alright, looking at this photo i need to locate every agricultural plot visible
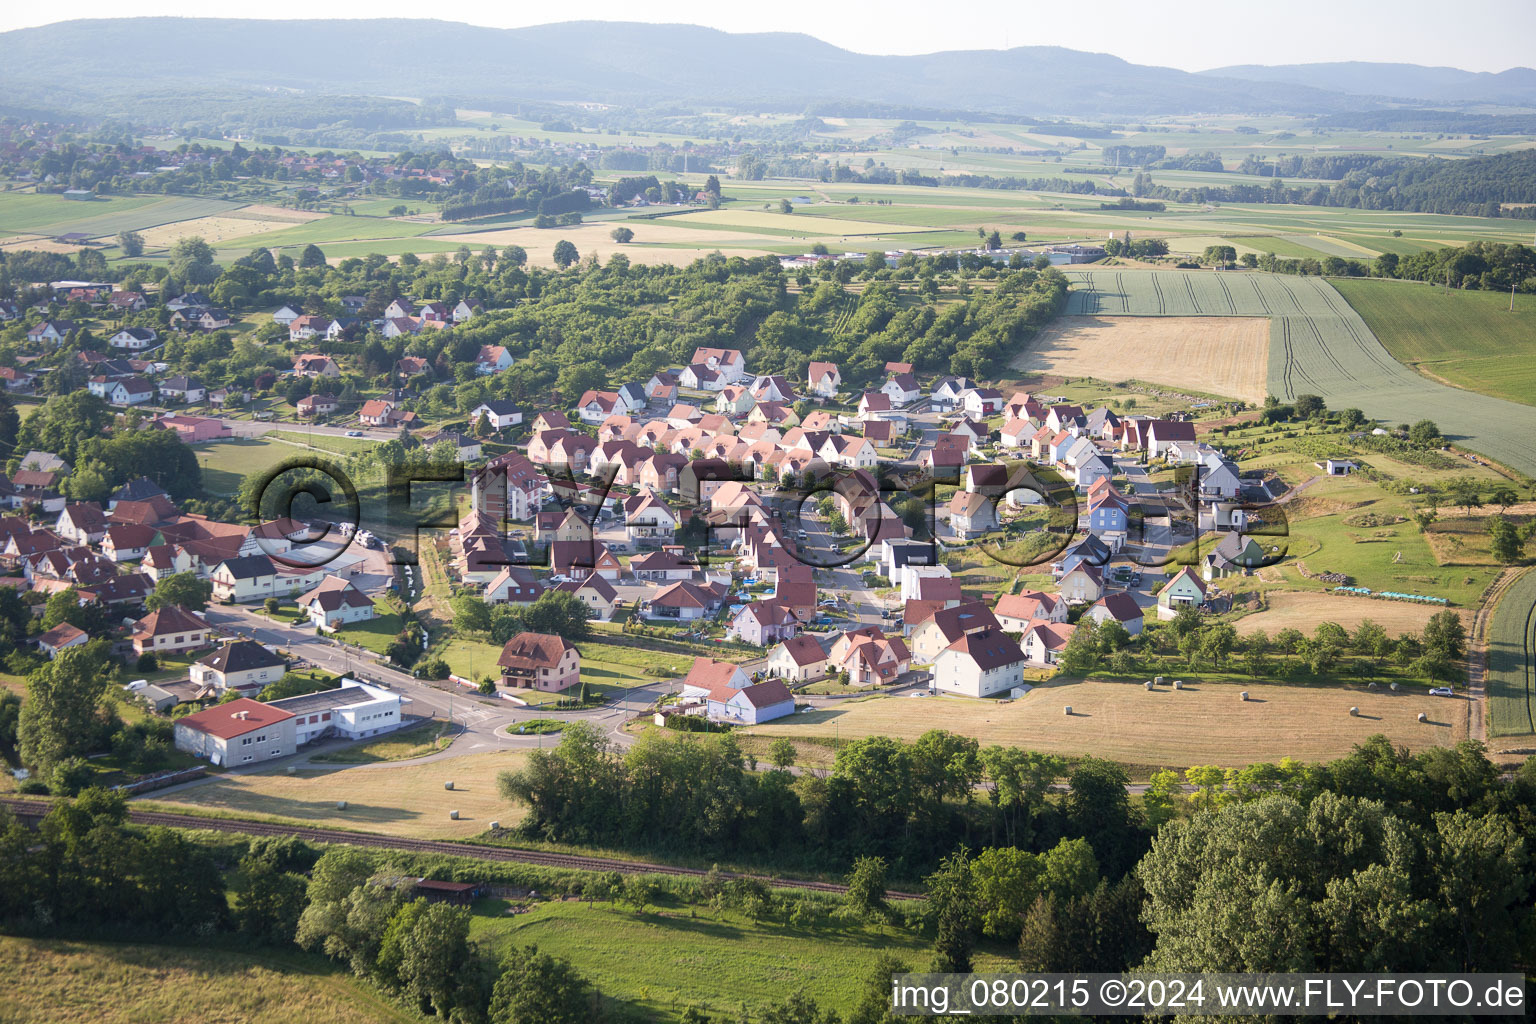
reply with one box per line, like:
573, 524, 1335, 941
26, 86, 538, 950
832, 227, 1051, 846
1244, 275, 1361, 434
1010, 315, 1269, 402
1331, 278, 1536, 408
747, 679, 1460, 768
0, 193, 244, 240
148, 748, 530, 838
1061, 269, 1536, 479
1236, 590, 1468, 637
1486, 569, 1536, 739
0, 937, 412, 1024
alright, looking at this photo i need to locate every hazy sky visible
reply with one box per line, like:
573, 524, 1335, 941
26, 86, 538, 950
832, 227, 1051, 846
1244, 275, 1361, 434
3, 0, 1532, 73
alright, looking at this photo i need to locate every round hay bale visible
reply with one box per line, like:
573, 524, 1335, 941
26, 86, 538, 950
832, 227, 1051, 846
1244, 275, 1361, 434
1349, 707, 1359, 717
1173, 680, 1184, 690
286, 766, 296, 775
1240, 691, 1249, 702
1390, 683, 1399, 692
1417, 712, 1428, 723
1367, 682, 1378, 690
336, 800, 347, 810
444, 780, 455, 790
1154, 676, 1164, 685
1145, 681, 1154, 691
449, 809, 460, 820
489, 821, 500, 830
1064, 705, 1073, 716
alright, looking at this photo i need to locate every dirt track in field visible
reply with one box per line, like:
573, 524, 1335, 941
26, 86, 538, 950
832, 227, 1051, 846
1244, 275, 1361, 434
1010, 315, 1270, 403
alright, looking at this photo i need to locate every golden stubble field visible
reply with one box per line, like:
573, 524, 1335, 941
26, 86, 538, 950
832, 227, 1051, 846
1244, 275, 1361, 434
1236, 590, 1471, 637
1011, 315, 1270, 402
748, 679, 1463, 769
148, 748, 529, 838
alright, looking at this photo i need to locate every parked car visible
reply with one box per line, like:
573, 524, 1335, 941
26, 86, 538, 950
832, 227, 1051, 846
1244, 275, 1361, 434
346, 430, 364, 437
1429, 686, 1455, 697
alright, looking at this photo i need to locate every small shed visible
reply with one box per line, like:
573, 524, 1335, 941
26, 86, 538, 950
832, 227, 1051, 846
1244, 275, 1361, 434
412, 879, 483, 906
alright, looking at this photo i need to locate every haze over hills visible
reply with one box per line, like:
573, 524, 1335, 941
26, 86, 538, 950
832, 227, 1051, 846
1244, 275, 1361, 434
1205, 61, 1536, 106
2, 18, 1534, 121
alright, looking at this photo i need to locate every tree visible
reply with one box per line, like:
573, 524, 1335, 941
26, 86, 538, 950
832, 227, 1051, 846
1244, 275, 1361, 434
147, 571, 212, 613
236, 855, 308, 945
473, 411, 494, 438
925, 847, 977, 973
1449, 477, 1483, 516
1423, 609, 1467, 661
382, 899, 472, 1016
18, 642, 114, 780
1409, 419, 1442, 446
768, 736, 796, 769
1488, 515, 1527, 564
552, 240, 579, 268
263, 597, 280, 616
1059, 617, 1099, 675
779, 199, 794, 215
610, 226, 634, 244
116, 231, 145, 258
489, 947, 592, 1024
451, 592, 493, 635
1293, 394, 1326, 419
298, 244, 327, 269
844, 856, 889, 921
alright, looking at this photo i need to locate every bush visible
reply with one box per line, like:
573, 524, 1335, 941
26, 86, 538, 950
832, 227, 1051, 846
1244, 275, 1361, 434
135, 652, 158, 672
417, 657, 451, 680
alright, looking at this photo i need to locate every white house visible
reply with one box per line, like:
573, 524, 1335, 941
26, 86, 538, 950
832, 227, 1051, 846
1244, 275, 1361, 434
806, 361, 841, 399
881, 373, 922, 407
932, 628, 1027, 697
109, 327, 159, 352
469, 399, 524, 431
298, 575, 376, 629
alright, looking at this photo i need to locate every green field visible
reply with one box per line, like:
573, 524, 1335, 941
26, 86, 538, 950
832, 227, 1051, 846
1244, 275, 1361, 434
1332, 278, 1536, 408
195, 436, 309, 496
1060, 269, 1536, 479
0, 192, 243, 238
332, 603, 405, 654
468, 896, 1006, 1020
1488, 569, 1536, 738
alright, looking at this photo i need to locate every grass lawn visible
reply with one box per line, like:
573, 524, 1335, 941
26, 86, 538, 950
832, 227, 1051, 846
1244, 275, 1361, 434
1333, 277, 1536, 407
0, 936, 416, 1024
194, 437, 307, 497
309, 717, 456, 763
268, 429, 379, 456
468, 897, 1013, 1021
146, 748, 530, 838
332, 604, 404, 655
746, 679, 1464, 771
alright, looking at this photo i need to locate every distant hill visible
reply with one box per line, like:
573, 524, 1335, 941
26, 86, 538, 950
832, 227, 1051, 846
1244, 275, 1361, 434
0, 17, 1366, 119
1204, 61, 1536, 107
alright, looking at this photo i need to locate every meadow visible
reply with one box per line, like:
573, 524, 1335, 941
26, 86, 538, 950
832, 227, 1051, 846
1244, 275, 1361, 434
146, 748, 530, 838
1059, 268, 1536, 479
747, 679, 1462, 771
194, 436, 306, 496
1331, 278, 1536, 407
468, 896, 1011, 1021
0, 937, 414, 1024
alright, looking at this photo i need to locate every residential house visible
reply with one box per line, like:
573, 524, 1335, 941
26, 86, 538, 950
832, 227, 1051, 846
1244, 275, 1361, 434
1203, 532, 1272, 581
994, 591, 1069, 633
288, 315, 331, 342
702, 678, 796, 724
881, 373, 922, 407
750, 375, 797, 405
831, 629, 911, 687
498, 632, 581, 692
108, 326, 158, 352
296, 393, 340, 418
469, 399, 524, 431
107, 377, 154, 406
55, 503, 106, 546
623, 491, 678, 547
929, 376, 978, 410
933, 628, 1027, 697
157, 375, 206, 403
630, 548, 695, 582
1157, 567, 1207, 619
272, 305, 305, 326
961, 387, 1005, 418
1058, 563, 1104, 604
1145, 419, 1197, 459
550, 540, 623, 582
554, 574, 619, 621
484, 566, 546, 606
679, 363, 724, 391
645, 371, 679, 405
689, 347, 746, 381
102, 523, 157, 562
647, 580, 724, 622
1018, 620, 1076, 667
384, 298, 417, 319
0, 367, 36, 391
154, 414, 231, 444
909, 601, 1000, 663
211, 554, 285, 603
129, 604, 210, 656
108, 290, 147, 312
38, 622, 89, 658
727, 599, 799, 646
27, 320, 75, 345
297, 575, 376, 629
577, 390, 623, 424
949, 492, 998, 537
1085, 591, 1145, 636
293, 354, 340, 378
474, 345, 514, 376
767, 634, 830, 683
715, 385, 755, 418
190, 640, 287, 694
806, 361, 841, 399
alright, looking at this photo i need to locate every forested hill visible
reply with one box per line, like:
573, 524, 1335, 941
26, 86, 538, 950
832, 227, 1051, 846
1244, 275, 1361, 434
0, 17, 1376, 119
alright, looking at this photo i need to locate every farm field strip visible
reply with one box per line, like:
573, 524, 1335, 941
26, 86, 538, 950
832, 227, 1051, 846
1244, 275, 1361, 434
1061, 269, 1536, 478
1487, 569, 1536, 738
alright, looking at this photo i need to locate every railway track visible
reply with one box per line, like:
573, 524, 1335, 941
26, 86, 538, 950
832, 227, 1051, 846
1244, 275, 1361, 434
0, 797, 922, 901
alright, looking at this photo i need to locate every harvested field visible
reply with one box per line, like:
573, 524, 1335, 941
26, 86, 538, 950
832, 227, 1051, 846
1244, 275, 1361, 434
1011, 315, 1269, 402
747, 679, 1461, 768
148, 748, 530, 838
135, 215, 313, 248
0, 937, 412, 1024
231, 204, 330, 222
1236, 590, 1469, 637
1487, 568, 1536, 739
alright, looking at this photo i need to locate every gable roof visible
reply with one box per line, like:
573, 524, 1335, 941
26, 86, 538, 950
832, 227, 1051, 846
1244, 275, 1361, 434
946, 627, 1025, 669
199, 640, 286, 674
